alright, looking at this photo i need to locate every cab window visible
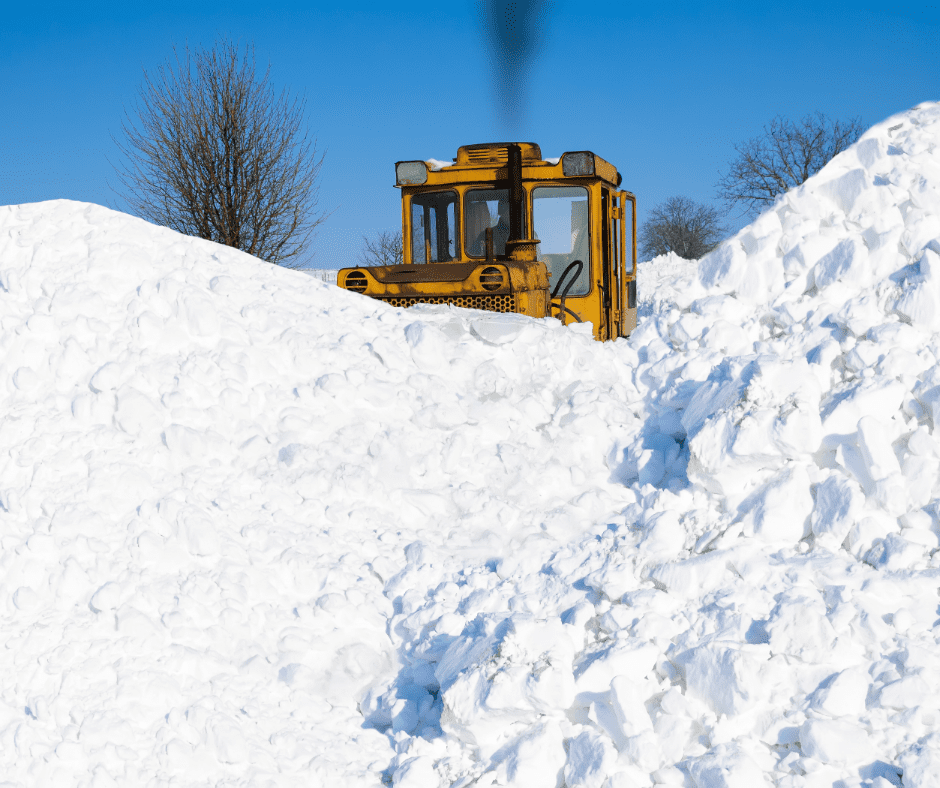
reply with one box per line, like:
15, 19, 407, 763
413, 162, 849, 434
464, 189, 511, 257
532, 186, 590, 295
411, 191, 458, 263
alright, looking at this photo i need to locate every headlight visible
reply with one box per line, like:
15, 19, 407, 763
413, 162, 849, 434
562, 152, 595, 177
395, 161, 428, 185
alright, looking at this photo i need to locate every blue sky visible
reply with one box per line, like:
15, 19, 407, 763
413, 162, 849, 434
1, 1, 938, 268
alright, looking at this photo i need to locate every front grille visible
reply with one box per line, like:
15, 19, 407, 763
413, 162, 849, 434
479, 266, 504, 291
344, 270, 367, 293
378, 294, 516, 313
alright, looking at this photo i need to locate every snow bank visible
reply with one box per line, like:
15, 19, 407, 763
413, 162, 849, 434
1, 100, 939, 788
302, 268, 338, 284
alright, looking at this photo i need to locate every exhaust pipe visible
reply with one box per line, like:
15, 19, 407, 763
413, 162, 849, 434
504, 143, 539, 262
508, 143, 524, 244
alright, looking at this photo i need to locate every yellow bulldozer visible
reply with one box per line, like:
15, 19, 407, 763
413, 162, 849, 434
338, 142, 637, 341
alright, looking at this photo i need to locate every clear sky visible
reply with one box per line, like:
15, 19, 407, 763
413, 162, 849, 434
2, 1, 938, 268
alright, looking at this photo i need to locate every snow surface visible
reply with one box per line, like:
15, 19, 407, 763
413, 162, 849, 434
302, 269, 338, 285
2, 101, 940, 788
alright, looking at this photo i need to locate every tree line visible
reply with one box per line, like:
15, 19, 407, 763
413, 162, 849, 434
113, 39, 866, 268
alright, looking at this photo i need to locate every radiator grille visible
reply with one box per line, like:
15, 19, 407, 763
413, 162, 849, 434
379, 294, 515, 313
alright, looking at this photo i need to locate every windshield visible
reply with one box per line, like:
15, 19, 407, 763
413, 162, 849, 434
464, 188, 512, 257
411, 191, 458, 263
533, 185, 590, 296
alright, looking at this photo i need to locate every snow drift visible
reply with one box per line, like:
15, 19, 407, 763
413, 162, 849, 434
1, 101, 939, 788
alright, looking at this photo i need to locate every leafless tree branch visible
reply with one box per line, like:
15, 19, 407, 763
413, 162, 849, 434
358, 230, 403, 267
112, 40, 329, 268
640, 196, 727, 261
716, 113, 865, 218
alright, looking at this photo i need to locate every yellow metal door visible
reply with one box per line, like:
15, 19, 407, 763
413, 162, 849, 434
608, 190, 636, 338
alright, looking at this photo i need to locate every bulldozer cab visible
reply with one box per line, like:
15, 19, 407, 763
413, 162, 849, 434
338, 143, 637, 341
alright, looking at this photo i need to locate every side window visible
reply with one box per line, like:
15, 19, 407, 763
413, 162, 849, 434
532, 186, 590, 296
623, 196, 635, 274
411, 191, 458, 263
609, 193, 619, 273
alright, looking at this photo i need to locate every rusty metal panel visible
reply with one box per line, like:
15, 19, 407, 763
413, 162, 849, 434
456, 143, 542, 165
368, 263, 478, 284
594, 156, 619, 186
338, 261, 551, 319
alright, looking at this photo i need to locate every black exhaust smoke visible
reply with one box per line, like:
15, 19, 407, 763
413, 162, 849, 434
480, 0, 548, 134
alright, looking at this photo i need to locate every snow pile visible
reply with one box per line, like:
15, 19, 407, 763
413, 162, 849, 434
302, 268, 339, 284
1, 100, 939, 788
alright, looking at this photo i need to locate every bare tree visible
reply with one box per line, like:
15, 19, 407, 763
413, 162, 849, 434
640, 196, 727, 261
358, 230, 403, 266
113, 40, 327, 268
717, 113, 865, 217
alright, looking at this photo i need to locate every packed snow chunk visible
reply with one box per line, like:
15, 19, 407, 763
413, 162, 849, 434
637, 509, 686, 554
700, 225, 784, 303
178, 287, 221, 337
89, 361, 124, 393
574, 637, 659, 697
765, 591, 835, 662
393, 756, 440, 788
878, 675, 933, 710
697, 240, 778, 300
809, 667, 870, 718
637, 434, 681, 488
895, 248, 940, 332
608, 675, 654, 737
211, 719, 249, 765
648, 550, 731, 599
178, 506, 222, 557
489, 720, 565, 787
857, 416, 903, 482
89, 581, 122, 613
12, 366, 42, 394
688, 743, 770, 788
404, 319, 452, 372
562, 730, 617, 788
12, 586, 41, 612
674, 642, 767, 716
865, 532, 927, 571
898, 733, 940, 788
817, 167, 871, 217
739, 464, 814, 543
799, 718, 872, 766
684, 356, 822, 498
821, 378, 907, 445
696, 241, 741, 292
811, 237, 870, 290
436, 615, 576, 749
469, 313, 532, 345
361, 682, 436, 736
811, 473, 865, 547
115, 385, 164, 436
163, 423, 215, 460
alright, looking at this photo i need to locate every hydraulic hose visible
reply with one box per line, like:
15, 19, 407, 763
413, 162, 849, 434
551, 260, 584, 324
